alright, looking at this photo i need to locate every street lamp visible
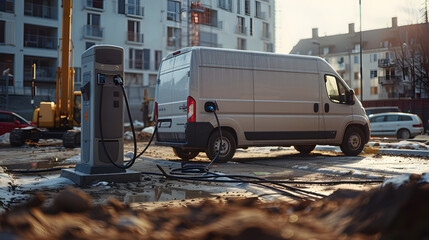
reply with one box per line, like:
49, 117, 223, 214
359, 0, 363, 103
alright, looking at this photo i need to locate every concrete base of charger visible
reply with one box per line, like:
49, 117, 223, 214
61, 168, 141, 186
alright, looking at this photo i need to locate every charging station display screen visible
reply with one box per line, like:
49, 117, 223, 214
95, 49, 123, 65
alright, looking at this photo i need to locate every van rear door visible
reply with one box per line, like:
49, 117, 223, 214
156, 51, 192, 143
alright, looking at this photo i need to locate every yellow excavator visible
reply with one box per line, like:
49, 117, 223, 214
10, 0, 81, 148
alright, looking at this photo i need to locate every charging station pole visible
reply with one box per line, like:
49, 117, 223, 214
61, 45, 141, 186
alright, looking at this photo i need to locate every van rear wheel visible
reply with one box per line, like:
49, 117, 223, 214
340, 127, 365, 156
294, 145, 316, 154
206, 130, 236, 163
172, 148, 200, 160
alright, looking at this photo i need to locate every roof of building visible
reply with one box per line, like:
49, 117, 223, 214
290, 18, 429, 56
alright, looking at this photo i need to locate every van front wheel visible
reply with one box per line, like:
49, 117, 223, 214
206, 130, 236, 163
340, 127, 365, 156
172, 148, 200, 160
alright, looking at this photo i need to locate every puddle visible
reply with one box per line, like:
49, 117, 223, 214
1, 160, 74, 171
124, 187, 213, 203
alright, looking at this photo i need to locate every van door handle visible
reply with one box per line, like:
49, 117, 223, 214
313, 103, 319, 113
325, 103, 330, 113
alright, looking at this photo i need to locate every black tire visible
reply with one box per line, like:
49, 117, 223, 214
205, 130, 236, 163
172, 147, 200, 160
397, 129, 410, 139
63, 130, 81, 148
294, 145, 316, 154
340, 127, 365, 156
9, 129, 25, 147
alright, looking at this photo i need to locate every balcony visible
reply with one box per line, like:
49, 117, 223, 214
378, 75, 401, 85
83, 25, 104, 40
24, 2, 58, 19
202, 21, 223, 29
83, 0, 104, 11
127, 32, 144, 45
378, 58, 397, 68
235, 25, 247, 35
255, 11, 266, 19
24, 34, 57, 49
126, 4, 144, 18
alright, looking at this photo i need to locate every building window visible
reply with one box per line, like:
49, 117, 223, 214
85, 42, 95, 49
237, 38, 246, 50
155, 50, 162, 70
255, 1, 264, 18
128, 20, 143, 43
250, 18, 253, 35
129, 48, 148, 69
244, 0, 250, 15
0, 0, 14, 13
370, 70, 377, 78
191, 5, 220, 28
237, 0, 241, 14
354, 55, 359, 64
262, 22, 270, 39
167, 27, 181, 49
323, 47, 329, 55
218, 0, 232, 11
86, 13, 102, 38
354, 44, 360, 52
0, 21, 4, 44
236, 16, 246, 34
85, 0, 103, 9
200, 31, 218, 47
167, 0, 181, 22
118, 0, 143, 16
264, 43, 273, 52
371, 86, 378, 95
370, 53, 377, 63
354, 72, 359, 80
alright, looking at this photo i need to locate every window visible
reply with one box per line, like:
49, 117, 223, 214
237, 16, 245, 34
0, 21, 4, 44
354, 55, 359, 64
237, 0, 241, 14
86, 0, 103, 9
386, 115, 399, 122
354, 72, 359, 80
118, 0, 125, 13
249, 18, 253, 35
129, 48, 143, 69
244, 0, 250, 15
262, 22, 269, 39
323, 47, 329, 55
371, 86, 378, 95
85, 42, 95, 49
400, 115, 412, 121
191, 4, 220, 28
370, 115, 385, 123
87, 13, 101, 26
337, 57, 344, 64
128, 20, 142, 42
370, 53, 377, 63
200, 31, 218, 47
218, 0, 232, 11
370, 70, 377, 78
167, 0, 181, 22
354, 44, 360, 52
86, 13, 102, 38
255, 1, 264, 18
0, 0, 14, 13
143, 49, 150, 70
237, 38, 246, 50
167, 27, 181, 48
155, 50, 162, 70
324, 75, 347, 104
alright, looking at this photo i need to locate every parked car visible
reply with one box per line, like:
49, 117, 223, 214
365, 106, 400, 115
0, 111, 32, 136
368, 112, 424, 139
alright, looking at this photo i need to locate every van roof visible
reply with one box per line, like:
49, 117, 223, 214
163, 46, 322, 62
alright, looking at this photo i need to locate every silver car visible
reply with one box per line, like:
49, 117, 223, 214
369, 112, 424, 139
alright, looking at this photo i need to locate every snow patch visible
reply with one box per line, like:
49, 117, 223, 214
63, 154, 81, 163
419, 173, 429, 183
381, 174, 411, 188
0, 133, 10, 144
124, 120, 145, 128
142, 126, 155, 134
292, 165, 309, 170
124, 151, 134, 159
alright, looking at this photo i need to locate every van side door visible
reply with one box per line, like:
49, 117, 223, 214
320, 74, 353, 143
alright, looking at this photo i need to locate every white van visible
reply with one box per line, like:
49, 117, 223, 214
154, 47, 370, 162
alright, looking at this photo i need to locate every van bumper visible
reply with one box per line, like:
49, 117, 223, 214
155, 122, 214, 150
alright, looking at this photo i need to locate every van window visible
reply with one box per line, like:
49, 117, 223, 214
386, 115, 399, 122
370, 115, 385, 123
400, 115, 412, 121
325, 75, 347, 104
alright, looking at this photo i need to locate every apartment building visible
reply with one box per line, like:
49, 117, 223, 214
0, 0, 275, 120
290, 17, 428, 101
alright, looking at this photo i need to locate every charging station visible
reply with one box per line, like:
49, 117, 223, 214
61, 45, 141, 186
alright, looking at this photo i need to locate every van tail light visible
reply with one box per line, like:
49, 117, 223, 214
413, 123, 422, 128
154, 101, 158, 123
187, 96, 196, 122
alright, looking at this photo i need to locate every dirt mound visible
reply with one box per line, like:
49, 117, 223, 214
1, 175, 429, 240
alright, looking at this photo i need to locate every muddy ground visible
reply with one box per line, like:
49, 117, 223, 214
0, 138, 429, 239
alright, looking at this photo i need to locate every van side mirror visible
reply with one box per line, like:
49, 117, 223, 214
346, 90, 355, 105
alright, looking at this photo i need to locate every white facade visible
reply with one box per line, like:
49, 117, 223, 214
0, 0, 275, 106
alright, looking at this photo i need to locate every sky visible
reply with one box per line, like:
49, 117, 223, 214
275, 0, 426, 54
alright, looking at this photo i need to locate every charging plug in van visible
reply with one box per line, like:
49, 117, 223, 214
154, 47, 370, 162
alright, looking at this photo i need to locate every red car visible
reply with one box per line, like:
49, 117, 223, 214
0, 111, 32, 136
